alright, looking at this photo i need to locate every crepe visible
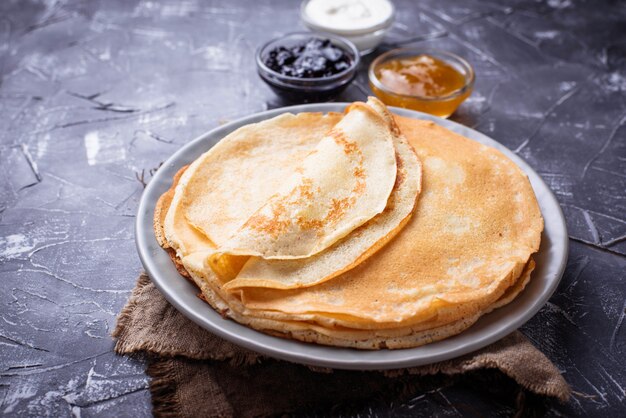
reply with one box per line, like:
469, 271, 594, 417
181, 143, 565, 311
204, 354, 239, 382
220, 102, 421, 291
213, 101, 398, 260
234, 117, 543, 327
164, 112, 342, 257
180, 251, 535, 349
167, 98, 422, 290
156, 100, 543, 350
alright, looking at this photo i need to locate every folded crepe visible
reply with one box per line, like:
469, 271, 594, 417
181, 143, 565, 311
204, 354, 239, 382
166, 98, 422, 290
163, 111, 343, 256
213, 101, 398, 260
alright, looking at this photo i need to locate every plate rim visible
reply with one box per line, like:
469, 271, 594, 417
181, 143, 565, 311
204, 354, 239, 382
135, 103, 569, 370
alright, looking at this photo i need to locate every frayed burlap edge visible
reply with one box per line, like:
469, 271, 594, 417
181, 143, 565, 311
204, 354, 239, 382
383, 332, 571, 402
146, 358, 182, 418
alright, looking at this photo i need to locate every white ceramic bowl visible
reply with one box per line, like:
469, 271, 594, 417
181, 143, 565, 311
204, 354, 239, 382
300, 0, 395, 54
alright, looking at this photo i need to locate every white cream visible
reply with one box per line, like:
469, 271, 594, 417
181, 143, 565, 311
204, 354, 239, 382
301, 0, 395, 53
304, 0, 393, 32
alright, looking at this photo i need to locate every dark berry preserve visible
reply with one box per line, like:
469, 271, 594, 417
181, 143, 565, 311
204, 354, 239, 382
264, 38, 353, 78
256, 33, 359, 102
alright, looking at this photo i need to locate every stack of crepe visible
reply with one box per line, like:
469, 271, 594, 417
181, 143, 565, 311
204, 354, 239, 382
154, 97, 543, 349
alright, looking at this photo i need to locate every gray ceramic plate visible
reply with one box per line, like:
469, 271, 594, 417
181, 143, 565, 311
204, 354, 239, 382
135, 104, 568, 370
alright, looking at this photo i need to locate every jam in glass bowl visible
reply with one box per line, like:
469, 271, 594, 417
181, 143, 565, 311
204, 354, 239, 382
256, 32, 360, 103
369, 48, 474, 118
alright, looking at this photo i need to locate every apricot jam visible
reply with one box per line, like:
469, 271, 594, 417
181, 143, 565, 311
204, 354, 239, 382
369, 52, 473, 118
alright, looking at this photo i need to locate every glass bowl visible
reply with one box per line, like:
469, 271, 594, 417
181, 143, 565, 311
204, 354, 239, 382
256, 32, 360, 103
369, 48, 475, 118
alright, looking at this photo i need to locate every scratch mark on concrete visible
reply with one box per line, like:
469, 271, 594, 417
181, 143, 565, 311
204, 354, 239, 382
19, 144, 42, 184
580, 374, 608, 405
64, 385, 148, 409
598, 363, 626, 400
564, 256, 590, 292
582, 211, 601, 244
67, 91, 139, 113
514, 86, 581, 153
52, 102, 175, 130
132, 129, 174, 144
0, 333, 49, 353
569, 237, 626, 258
609, 298, 626, 351
545, 302, 577, 326
604, 235, 626, 247
590, 166, 626, 180
5, 363, 44, 371
582, 112, 626, 180
0, 352, 110, 377
23, 2, 71, 35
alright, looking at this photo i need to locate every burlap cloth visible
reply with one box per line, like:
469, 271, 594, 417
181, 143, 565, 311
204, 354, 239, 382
113, 274, 570, 417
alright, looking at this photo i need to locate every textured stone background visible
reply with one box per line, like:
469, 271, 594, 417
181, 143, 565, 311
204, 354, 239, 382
0, 0, 624, 416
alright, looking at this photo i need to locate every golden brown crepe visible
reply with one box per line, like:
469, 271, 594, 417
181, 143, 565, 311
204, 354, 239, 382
217, 117, 542, 329
173, 247, 535, 349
